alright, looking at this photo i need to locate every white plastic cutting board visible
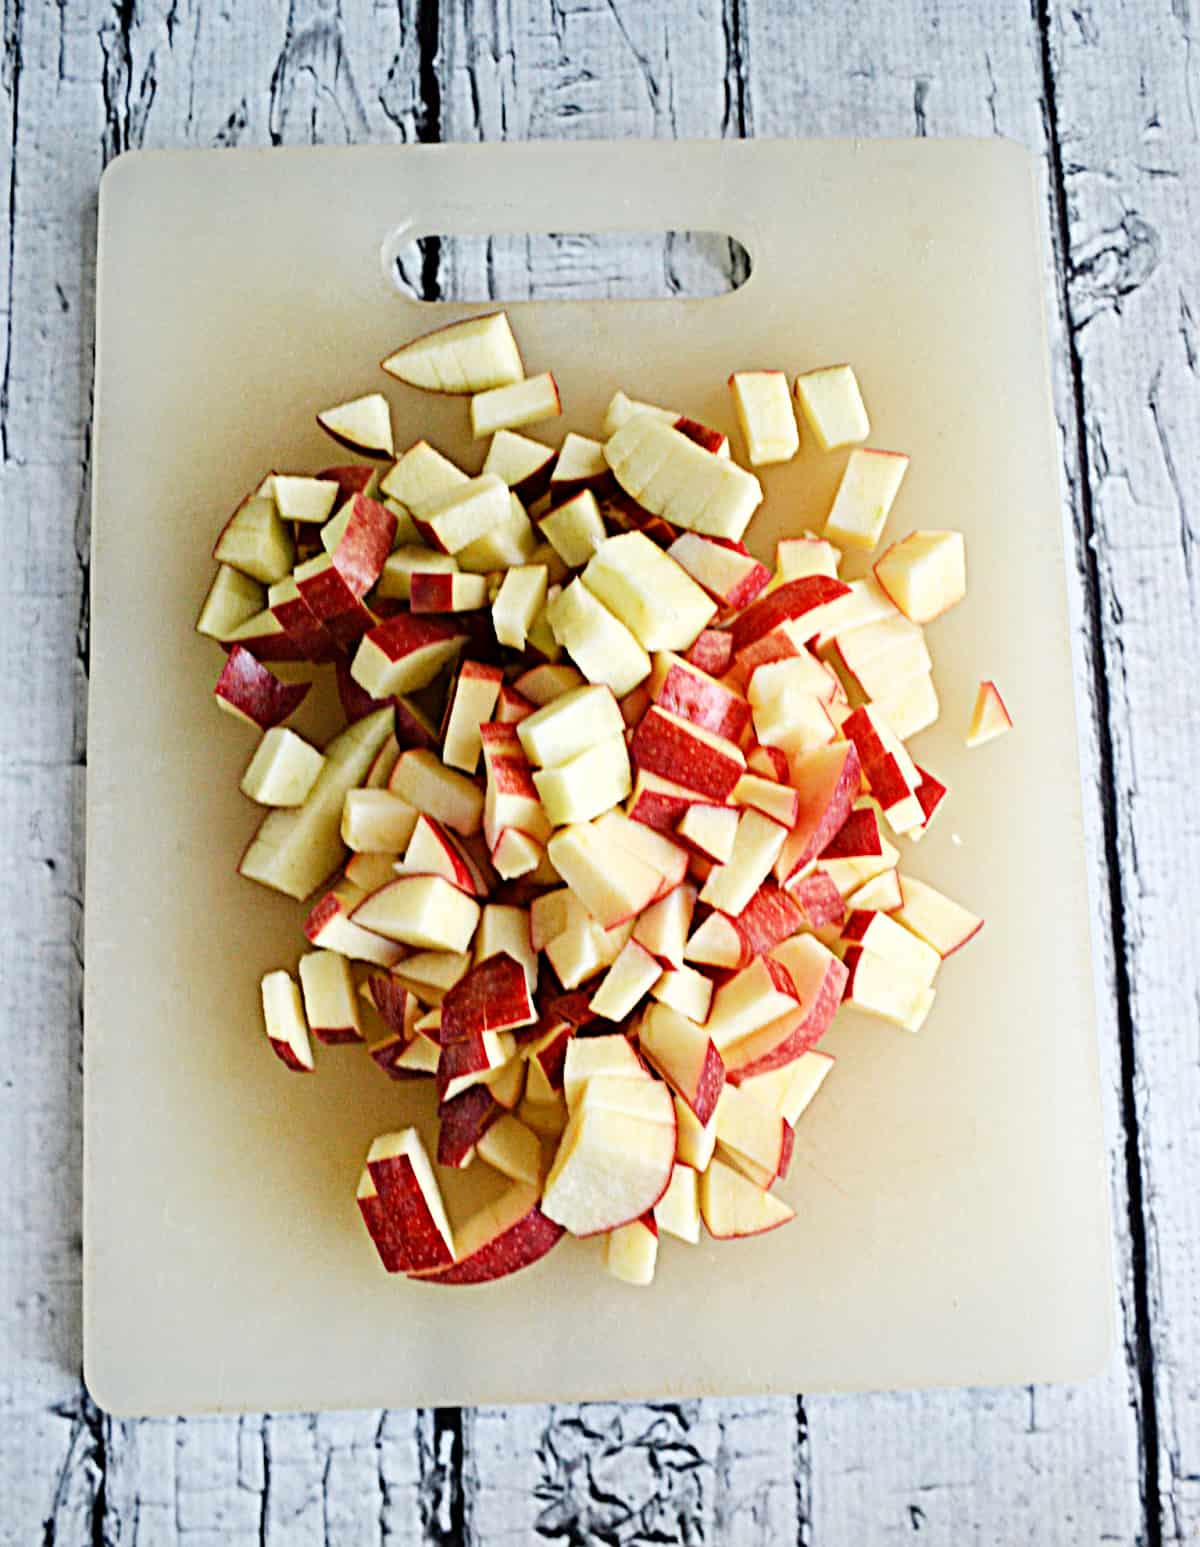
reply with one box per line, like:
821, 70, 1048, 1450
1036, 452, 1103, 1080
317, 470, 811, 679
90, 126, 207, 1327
85, 140, 1112, 1416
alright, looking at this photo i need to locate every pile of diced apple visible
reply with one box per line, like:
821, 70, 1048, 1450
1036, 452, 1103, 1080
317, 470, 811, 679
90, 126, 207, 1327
200, 311, 1006, 1289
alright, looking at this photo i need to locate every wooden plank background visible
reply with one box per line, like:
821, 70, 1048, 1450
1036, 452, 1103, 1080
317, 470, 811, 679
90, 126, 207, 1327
1, 0, 1195, 1541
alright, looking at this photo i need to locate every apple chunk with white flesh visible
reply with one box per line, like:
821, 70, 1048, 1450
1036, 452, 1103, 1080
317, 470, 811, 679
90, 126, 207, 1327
196, 564, 265, 639
604, 414, 763, 541
704, 954, 800, 1053
733, 1050, 835, 1127
793, 364, 870, 451
873, 529, 966, 622
667, 532, 771, 611
700, 1158, 795, 1239
410, 571, 488, 613
390, 749, 484, 836
840, 909, 941, 987
540, 490, 607, 568
351, 613, 466, 699
894, 875, 983, 957
382, 312, 524, 393
631, 708, 746, 801
676, 803, 739, 864
272, 475, 339, 524
364, 1130, 454, 1271
477, 1114, 543, 1186
533, 737, 631, 826
397, 814, 485, 895
602, 390, 679, 436
714, 1081, 794, 1188
317, 393, 394, 459
260, 970, 314, 1071
774, 533, 841, 582
214, 646, 309, 730
638, 1002, 725, 1124
352, 876, 481, 953
542, 1079, 676, 1237
341, 789, 419, 854
719, 934, 847, 1079
440, 952, 536, 1041
547, 822, 662, 930
376, 546, 458, 604
699, 808, 789, 917
419, 473, 511, 554
966, 680, 1013, 746
562, 1034, 644, 1109
413, 1184, 565, 1285
591, 808, 689, 895
729, 370, 799, 465
213, 493, 295, 585
517, 684, 624, 768
470, 373, 561, 437
298, 950, 363, 1044
240, 726, 324, 806
590, 939, 662, 1021
240, 707, 392, 900
823, 448, 909, 551
546, 579, 651, 699
492, 565, 548, 651
649, 653, 751, 743
483, 429, 555, 503
603, 1215, 659, 1286
655, 1164, 701, 1243
303, 884, 406, 967
582, 532, 717, 652
842, 947, 935, 1032
442, 661, 503, 773
632, 881, 696, 969
550, 432, 611, 497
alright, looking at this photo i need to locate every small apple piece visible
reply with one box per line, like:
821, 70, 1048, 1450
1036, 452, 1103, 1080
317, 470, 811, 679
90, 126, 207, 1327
213, 493, 295, 585
495, 684, 535, 725
603, 1214, 659, 1286
649, 653, 751, 743
626, 769, 704, 832
196, 564, 265, 639
398, 814, 485, 895
732, 773, 800, 828
240, 726, 325, 806
631, 707, 746, 801
540, 490, 607, 568
582, 532, 717, 653
774, 533, 842, 582
603, 390, 679, 437
491, 828, 543, 879
729, 370, 799, 465
823, 448, 909, 551
378, 547, 459, 605
340, 789, 419, 854
871, 672, 940, 741
437, 1083, 501, 1169
700, 1158, 795, 1239
713, 1082, 792, 1188
441, 952, 536, 1042
437, 1029, 518, 1103
483, 429, 556, 503
841, 705, 924, 835
562, 1034, 644, 1108
746, 744, 789, 782
441, 661, 504, 773
512, 662, 586, 705
677, 802, 739, 864
651, 964, 713, 1024
893, 875, 984, 957
638, 1002, 725, 1124
419, 473, 512, 555
214, 645, 309, 731
542, 1087, 676, 1236
271, 475, 340, 525
365, 1130, 454, 1270
732, 1049, 835, 1128
674, 1094, 717, 1171
456, 493, 538, 573
700, 808, 789, 916
380, 439, 468, 517
793, 364, 870, 451
260, 970, 314, 1072
351, 613, 466, 699
477, 1114, 543, 1185
317, 393, 394, 459
517, 684, 625, 769
535, 736, 633, 826
908, 765, 948, 842
395, 950, 471, 999
685, 628, 734, 676
390, 749, 484, 836
773, 742, 862, 883
546, 917, 632, 990
345, 851, 400, 892
297, 950, 363, 1045
873, 529, 966, 623
352, 875, 481, 952
632, 881, 696, 969
356, 1170, 412, 1270
362, 973, 416, 1038
304, 884, 407, 967
841, 910, 941, 987
382, 312, 524, 393
415, 1184, 565, 1286
842, 946, 935, 1032
548, 822, 661, 929
546, 578, 652, 699
846, 869, 904, 913
731, 575, 852, 658
492, 565, 549, 651
667, 532, 771, 612
655, 1163, 701, 1243
834, 613, 932, 701
267, 576, 339, 659
590, 939, 662, 1021
410, 571, 489, 613
221, 608, 306, 662
470, 372, 561, 437
704, 954, 801, 1053
604, 414, 764, 541
966, 680, 1013, 747
518, 1094, 569, 1140
474, 903, 538, 990
240, 707, 393, 900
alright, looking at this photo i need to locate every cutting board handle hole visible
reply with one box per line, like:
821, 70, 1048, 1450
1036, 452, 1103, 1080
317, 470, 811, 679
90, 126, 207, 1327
381, 228, 752, 303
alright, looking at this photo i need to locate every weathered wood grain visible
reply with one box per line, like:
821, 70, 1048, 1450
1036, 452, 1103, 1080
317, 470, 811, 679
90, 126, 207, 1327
0, 0, 1188, 1543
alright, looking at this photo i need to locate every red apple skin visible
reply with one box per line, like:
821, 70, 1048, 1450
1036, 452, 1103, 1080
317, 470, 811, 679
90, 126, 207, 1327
338, 495, 397, 594
437, 1083, 501, 1167
220, 623, 308, 663
358, 1188, 412, 1272
412, 1205, 565, 1286
730, 882, 806, 966
730, 576, 850, 653
410, 573, 459, 614
214, 645, 310, 730
631, 709, 743, 801
774, 743, 863, 882
270, 588, 339, 662
529, 1023, 573, 1088
729, 956, 849, 1079
776, 1121, 795, 1182
679, 1038, 725, 1127
394, 695, 441, 752
786, 870, 846, 930
819, 806, 882, 861
913, 764, 947, 826
365, 611, 465, 666
538, 989, 598, 1030
747, 744, 789, 782
317, 465, 376, 499
367, 975, 411, 1036
606, 489, 678, 548
627, 778, 697, 833
268, 1036, 313, 1072
685, 629, 734, 676
673, 416, 727, 456
310, 1021, 362, 1047
435, 1035, 494, 1102
440, 953, 533, 1043
365, 1154, 454, 1271
336, 659, 393, 723
654, 663, 751, 743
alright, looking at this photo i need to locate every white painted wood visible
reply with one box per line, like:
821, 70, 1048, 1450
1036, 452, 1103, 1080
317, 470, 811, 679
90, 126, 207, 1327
0, 0, 1185, 1542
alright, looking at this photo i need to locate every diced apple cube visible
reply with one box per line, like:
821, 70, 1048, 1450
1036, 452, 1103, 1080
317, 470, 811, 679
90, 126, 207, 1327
729, 370, 800, 465
842, 946, 935, 1032
603, 1215, 659, 1286
773, 533, 842, 582
550, 432, 611, 497
381, 312, 524, 393
470, 372, 561, 437
700, 1158, 794, 1238
699, 808, 789, 917
534, 735, 632, 827
546, 578, 651, 698
492, 564, 549, 651
341, 788, 419, 854
441, 661, 504, 773
482, 428, 555, 502
632, 881, 696, 969
298, 950, 363, 1045
655, 1163, 701, 1243
213, 494, 295, 584
260, 969, 314, 1071
196, 564, 266, 640
893, 875, 983, 957
540, 489, 607, 568
476, 1114, 543, 1186
240, 727, 325, 806
352, 875, 481, 953
389, 749, 484, 836
589, 939, 663, 1021
517, 684, 625, 768
793, 364, 870, 451
823, 448, 909, 551
582, 532, 717, 653
351, 613, 466, 699
316, 393, 394, 459
966, 680, 1013, 747
873, 529, 966, 623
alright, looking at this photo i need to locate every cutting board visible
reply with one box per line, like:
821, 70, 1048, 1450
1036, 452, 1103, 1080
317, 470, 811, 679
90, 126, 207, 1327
85, 140, 1112, 1416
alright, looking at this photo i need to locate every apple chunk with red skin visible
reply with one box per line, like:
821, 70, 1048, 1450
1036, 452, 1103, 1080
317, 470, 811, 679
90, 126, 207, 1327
317, 393, 394, 459
411, 1183, 565, 1285
631, 707, 746, 801
966, 680, 1013, 747
363, 1129, 454, 1271
720, 934, 848, 1079
440, 952, 536, 1042
260, 970, 314, 1071
541, 1075, 676, 1237
297, 950, 363, 1044
214, 646, 309, 730
637, 1002, 725, 1124
352, 875, 481, 953
547, 821, 661, 930
700, 1158, 795, 1239
436, 1083, 501, 1168
648, 653, 751, 743
772, 741, 862, 884
381, 311, 525, 393
351, 613, 467, 700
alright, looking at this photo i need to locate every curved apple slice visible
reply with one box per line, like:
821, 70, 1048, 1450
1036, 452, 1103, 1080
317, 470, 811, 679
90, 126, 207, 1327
411, 1183, 563, 1285
542, 1089, 676, 1238
699, 1158, 795, 1239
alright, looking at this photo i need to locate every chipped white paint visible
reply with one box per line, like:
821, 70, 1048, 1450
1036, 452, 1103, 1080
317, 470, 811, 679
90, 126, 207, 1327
0, 0, 1190, 1543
